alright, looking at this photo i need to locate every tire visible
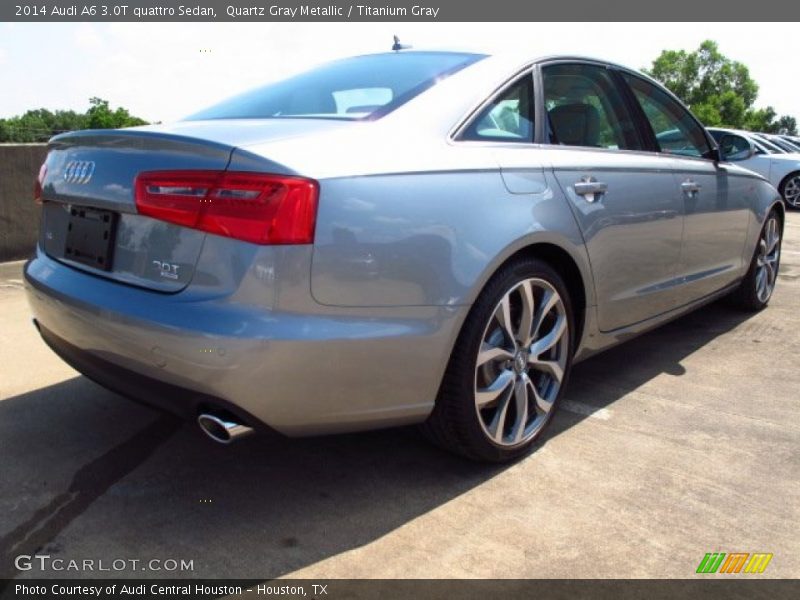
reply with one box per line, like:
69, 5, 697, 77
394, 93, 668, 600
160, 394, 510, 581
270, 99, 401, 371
421, 257, 574, 462
779, 172, 800, 210
729, 209, 782, 311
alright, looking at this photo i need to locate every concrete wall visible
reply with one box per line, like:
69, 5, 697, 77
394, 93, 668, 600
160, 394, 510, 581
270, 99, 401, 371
0, 144, 48, 262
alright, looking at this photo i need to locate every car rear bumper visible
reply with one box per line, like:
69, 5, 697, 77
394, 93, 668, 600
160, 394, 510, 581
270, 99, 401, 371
24, 250, 466, 436
34, 321, 269, 428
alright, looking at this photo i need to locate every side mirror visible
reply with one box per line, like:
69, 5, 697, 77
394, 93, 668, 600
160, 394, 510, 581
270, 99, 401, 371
719, 134, 756, 161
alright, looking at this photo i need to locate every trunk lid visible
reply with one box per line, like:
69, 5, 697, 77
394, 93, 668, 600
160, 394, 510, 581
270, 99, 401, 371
41, 128, 243, 293
40, 121, 347, 292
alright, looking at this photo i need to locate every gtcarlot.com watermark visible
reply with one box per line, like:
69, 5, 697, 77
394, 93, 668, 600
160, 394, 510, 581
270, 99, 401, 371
15, 554, 194, 573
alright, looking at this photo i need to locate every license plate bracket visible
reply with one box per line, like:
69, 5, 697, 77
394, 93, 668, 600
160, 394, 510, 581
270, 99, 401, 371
64, 206, 118, 271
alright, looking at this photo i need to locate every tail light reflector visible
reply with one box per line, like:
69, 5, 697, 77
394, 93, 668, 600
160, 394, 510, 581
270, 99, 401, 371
134, 170, 319, 245
34, 163, 47, 204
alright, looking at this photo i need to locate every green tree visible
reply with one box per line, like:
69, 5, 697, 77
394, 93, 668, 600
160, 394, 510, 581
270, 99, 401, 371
86, 97, 147, 129
775, 115, 798, 136
0, 98, 147, 143
645, 40, 796, 134
744, 106, 778, 133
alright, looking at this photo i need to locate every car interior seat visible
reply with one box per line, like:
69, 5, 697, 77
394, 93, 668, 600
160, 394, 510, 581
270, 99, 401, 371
549, 103, 600, 147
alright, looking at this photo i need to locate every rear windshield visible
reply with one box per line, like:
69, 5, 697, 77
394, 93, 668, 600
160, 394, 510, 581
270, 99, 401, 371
187, 52, 485, 121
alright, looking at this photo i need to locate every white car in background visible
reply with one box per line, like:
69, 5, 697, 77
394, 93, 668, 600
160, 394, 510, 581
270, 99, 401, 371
756, 133, 800, 153
707, 127, 800, 209
751, 132, 800, 153
779, 134, 800, 150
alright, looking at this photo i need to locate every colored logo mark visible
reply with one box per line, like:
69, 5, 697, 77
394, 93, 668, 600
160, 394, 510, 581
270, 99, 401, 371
696, 552, 773, 574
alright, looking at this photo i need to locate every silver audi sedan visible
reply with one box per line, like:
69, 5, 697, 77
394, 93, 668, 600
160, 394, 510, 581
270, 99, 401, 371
25, 51, 784, 461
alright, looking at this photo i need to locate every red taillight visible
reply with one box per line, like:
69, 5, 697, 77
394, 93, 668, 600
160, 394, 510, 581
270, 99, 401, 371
34, 163, 47, 204
134, 170, 319, 245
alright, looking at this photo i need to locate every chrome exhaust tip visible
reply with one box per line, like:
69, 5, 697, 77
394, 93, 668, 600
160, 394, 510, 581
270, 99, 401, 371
197, 413, 254, 444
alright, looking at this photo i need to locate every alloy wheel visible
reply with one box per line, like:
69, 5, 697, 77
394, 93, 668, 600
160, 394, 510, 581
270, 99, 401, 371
474, 278, 569, 447
784, 175, 800, 208
755, 215, 781, 303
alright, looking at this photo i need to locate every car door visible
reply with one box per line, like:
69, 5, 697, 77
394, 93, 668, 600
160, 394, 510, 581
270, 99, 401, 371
541, 62, 684, 332
622, 74, 752, 300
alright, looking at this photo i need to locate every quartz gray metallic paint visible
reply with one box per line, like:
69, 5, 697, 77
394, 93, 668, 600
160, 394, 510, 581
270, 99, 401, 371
24, 53, 784, 437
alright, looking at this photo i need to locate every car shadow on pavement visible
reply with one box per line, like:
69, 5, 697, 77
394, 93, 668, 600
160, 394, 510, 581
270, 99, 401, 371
549, 299, 757, 438
0, 299, 756, 580
0, 377, 506, 580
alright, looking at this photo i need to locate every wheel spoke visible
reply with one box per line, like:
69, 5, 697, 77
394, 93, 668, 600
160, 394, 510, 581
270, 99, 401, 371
511, 377, 530, 443
475, 369, 514, 408
530, 314, 567, 358
517, 280, 535, 346
529, 357, 564, 384
764, 260, 776, 286
530, 289, 559, 343
530, 377, 553, 414
477, 343, 514, 368
767, 235, 778, 253
494, 293, 515, 348
767, 220, 778, 252
756, 267, 766, 298
487, 384, 513, 442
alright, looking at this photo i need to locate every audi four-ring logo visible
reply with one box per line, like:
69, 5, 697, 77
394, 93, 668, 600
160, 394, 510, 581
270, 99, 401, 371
63, 160, 96, 184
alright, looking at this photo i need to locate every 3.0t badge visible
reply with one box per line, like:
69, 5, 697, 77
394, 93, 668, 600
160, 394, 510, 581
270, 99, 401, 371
152, 260, 179, 280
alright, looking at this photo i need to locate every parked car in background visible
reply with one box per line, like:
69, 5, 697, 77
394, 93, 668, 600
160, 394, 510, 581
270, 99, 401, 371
708, 127, 800, 209
777, 135, 800, 152
25, 52, 785, 462
751, 132, 800, 154
750, 134, 790, 154
752, 132, 799, 154
760, 133, 800, 154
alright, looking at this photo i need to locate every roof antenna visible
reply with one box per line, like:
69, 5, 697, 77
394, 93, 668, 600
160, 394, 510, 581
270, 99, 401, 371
392, 35, 411, 52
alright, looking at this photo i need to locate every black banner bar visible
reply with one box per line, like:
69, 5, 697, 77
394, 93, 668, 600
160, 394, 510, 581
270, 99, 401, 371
1, 0, 799, 22
2, 579, 800, 600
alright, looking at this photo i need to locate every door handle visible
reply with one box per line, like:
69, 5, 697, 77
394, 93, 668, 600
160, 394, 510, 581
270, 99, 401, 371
681, 179, 702, 194
574, 177, 608, 203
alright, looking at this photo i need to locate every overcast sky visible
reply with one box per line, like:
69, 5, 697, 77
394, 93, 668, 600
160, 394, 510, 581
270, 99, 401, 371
0, 22, 797, 123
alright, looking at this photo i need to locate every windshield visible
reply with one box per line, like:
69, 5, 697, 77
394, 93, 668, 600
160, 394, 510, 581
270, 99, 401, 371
187, 52, 485, 121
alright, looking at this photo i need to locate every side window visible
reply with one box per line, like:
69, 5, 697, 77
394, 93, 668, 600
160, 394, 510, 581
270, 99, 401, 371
542, 63, 642, 151
622, 73, 712, 159
461, 75, 534, 143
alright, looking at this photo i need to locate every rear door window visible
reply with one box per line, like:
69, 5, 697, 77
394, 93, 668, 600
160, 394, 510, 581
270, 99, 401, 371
542, 63, 642, 151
